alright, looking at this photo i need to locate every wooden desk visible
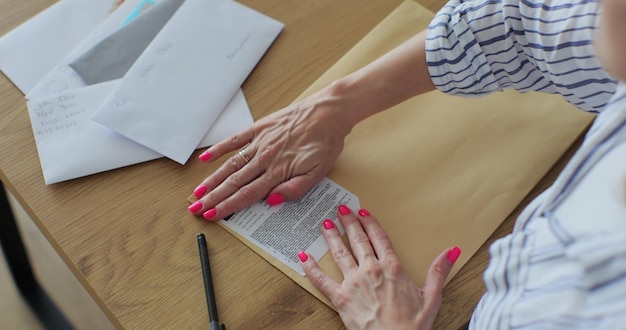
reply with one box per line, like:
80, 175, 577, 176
0, 0, 582, 329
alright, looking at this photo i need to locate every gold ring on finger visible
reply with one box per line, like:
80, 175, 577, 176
238, 148, 251, 164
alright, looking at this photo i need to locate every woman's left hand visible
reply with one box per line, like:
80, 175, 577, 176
298, 205, 460, 329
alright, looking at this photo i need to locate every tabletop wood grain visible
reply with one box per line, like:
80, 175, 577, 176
0, 0, 585, 329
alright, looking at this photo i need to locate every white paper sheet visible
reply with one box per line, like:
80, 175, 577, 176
0, 0, 115, 93
92, 0, 284, 164
221, 177, 358, 275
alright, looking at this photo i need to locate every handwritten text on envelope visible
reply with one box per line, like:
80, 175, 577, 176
92, 0, 284, 164
15, 0, 283, 184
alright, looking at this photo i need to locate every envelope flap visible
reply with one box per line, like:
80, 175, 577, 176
69, 0, 185, 85
92, 0, 283, 164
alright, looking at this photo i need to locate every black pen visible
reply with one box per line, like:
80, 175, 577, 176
197, 233, 225, 330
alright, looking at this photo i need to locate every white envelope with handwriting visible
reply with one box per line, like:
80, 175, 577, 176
27, 83, 252, 184
18, 0, 281, 184
92, 0, 284, 164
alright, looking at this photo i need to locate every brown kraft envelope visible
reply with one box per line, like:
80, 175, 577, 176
215, 0, 593, 308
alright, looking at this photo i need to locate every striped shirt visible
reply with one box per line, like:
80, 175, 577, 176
426, 0, 626, 328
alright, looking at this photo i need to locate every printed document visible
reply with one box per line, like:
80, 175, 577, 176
220, 178, 359, 275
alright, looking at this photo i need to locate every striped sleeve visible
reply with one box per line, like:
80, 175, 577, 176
425, 0, 617, 113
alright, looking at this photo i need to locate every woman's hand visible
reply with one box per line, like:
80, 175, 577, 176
299, 205, 461, 330
188, 87, 352, 221
187, 31, 435, 221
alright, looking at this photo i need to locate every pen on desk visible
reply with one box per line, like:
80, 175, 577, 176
197, 233, 225, 330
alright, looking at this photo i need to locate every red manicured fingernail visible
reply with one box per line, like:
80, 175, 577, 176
297, 251, 308, 263
203, 208, 217, 220
338, 204, 350, 215
193, 185, 207, 198
199, 152, 212, 162
322, 219, 335, 229
267, 193, 284, 206
358, 208, 370, 217
447, 246, 461, 264
188, 201, 202, 213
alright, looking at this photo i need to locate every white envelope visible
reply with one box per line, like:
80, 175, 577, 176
9, 0, 259, 184
68, 0, 185, 85
26, 0, 162, 100
0, 0, 114, 93
27, 83, 253, 184
92, 0, 284, 164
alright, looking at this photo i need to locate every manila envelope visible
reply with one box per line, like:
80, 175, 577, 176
220, 0, 593, 308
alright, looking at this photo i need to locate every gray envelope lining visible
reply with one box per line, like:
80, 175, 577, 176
69, 0, 184, 85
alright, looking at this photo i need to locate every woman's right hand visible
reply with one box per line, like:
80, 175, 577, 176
189, 86, 353, 220
189, 31, 435, 220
